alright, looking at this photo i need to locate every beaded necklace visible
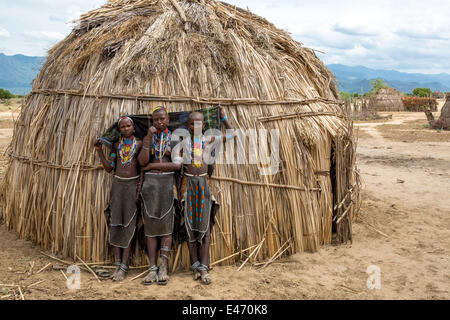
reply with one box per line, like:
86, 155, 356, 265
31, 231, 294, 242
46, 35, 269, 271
152, 128, 171, 160
187, 135, 205, 168
118, 135, 137, 167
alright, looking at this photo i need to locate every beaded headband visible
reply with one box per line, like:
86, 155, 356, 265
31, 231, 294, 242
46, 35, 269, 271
151, 106, 167, 115
118, 116, 134, 125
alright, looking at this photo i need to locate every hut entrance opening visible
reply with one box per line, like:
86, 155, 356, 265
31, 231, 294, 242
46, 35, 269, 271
330, 129, 357, 244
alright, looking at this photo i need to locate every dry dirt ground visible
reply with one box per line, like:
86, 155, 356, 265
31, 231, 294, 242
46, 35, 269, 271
0, 99, 449, 300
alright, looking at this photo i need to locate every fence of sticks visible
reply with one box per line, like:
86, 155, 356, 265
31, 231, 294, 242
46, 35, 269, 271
0, 0, 360, 270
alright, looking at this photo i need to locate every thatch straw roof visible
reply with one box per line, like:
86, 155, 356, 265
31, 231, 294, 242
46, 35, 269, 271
432, 91, 444, 99
426, 93, 450, 130
442, 93, 450, 114
369, 87, 405, 111
0, 0, 359, 268
403, 96, 437, 112
439, 94, 450, 124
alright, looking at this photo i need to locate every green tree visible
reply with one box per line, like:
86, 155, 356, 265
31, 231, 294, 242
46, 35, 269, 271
339, 91, 362, 103
340, 91, 353, 103
368, 78, 389, 96
412, 88, 431, 97
0, 88, 14, 99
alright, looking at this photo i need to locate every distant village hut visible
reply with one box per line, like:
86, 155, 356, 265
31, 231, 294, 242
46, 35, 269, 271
402, 96, 438, 112
424, 93, 450, 130
369, 88, 405, 112
432, 91, 444, 99
440, 93, 450, 126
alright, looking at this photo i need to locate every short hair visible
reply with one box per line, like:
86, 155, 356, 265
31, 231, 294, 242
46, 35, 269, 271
189, 111, 204, 121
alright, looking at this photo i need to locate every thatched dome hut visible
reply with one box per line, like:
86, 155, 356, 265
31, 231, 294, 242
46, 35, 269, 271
439, 93, 450, 127
0, 0, 359, 268
403, 96, 437, 112
432, 91, 444, 99
441, 93, 450, 117
425, 93, 450, 130
369, 87, 405, 111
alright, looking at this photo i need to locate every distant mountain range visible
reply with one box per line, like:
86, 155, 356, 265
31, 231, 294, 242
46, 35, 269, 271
0, 53, 449, 95
327, 64, 450, 94
0, 53, 44, 95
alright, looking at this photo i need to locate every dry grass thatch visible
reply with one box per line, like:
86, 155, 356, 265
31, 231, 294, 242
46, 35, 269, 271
0, 0, 359, 269
343, 97, 385, 121
432, 91, 444, 99
424, 93, 450, 130
441, 93, 450, 119
403, 96, 438, 112
369, 88, 405, 112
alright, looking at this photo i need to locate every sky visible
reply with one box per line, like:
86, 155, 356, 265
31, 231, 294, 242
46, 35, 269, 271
0, 0, 449, 74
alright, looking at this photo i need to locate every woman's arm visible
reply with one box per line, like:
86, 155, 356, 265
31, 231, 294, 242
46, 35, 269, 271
138, 127, 156, 166
141, 162, 182, 172
206, 108, 236, 144
220, 107, 234, 131
220, 107, 236, 143
94, 139, 114, 173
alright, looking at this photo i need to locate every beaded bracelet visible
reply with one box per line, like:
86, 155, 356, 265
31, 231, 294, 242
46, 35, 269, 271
221, 116, 228, 122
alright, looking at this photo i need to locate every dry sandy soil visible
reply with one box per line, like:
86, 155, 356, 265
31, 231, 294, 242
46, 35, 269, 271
0, 99, 449, 300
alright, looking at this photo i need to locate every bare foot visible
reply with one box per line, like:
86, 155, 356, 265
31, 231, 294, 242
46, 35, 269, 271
110, 264, 120, 280
197, 264, 211, 285
143, 266, 158, 285
112, 264, 128, 281
200, 270, 211, 285
158, 262, 169, 285
112, 268, 127, 281
191, 261, 201, 281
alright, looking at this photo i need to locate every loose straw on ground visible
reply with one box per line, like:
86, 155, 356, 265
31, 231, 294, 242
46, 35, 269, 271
358, 217, 389, 238
40, 252, 73, 266
27, 280, 46, 288
130, 270, 149, 281
17, 286, 25, 300
76, 255, 101, 283
36, 263, 52, 274
27, 261, 35, 276
0, 284, 20, 287
60, 270, 68, 280
211, 244, 259, 267
254, 238, 292, 269
237, 238, 265, 272
41, 251, 118, 270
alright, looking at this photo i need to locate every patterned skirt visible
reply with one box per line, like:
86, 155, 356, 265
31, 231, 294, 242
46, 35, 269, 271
183, 174, 217, 243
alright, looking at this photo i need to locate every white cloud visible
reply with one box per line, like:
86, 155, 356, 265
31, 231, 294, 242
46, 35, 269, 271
0, 0, 107, 56
0, 28, 11, 37
333, 23, 378, 37
396, 28, 450, 41
224, 0, 450, 74
0, 0, 449, 74
66, 5, 84, 25
24, 31, 65, 41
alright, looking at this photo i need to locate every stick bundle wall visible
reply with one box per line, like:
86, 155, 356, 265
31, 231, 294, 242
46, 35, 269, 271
402, 96, 438, 112
368, 88, 405, 112
0, 0, 359, 268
